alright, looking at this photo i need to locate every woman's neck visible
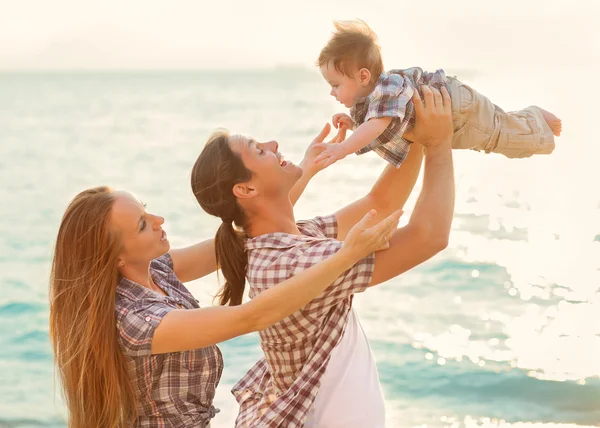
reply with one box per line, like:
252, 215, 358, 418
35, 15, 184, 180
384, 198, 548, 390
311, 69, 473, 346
119, 262, 153, 288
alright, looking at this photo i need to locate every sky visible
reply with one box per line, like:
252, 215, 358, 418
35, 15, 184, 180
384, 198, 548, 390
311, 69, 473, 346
1, 0, 598, 71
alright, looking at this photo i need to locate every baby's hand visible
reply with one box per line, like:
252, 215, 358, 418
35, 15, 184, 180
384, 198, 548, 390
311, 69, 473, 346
332, 113, 354, 130
313, 142, 349, 168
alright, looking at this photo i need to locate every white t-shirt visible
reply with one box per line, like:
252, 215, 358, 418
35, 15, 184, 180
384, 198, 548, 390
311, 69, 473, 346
304, 308, 386, 428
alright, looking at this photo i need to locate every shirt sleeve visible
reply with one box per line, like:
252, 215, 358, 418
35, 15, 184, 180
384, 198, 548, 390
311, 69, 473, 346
117, 302, 175, 357
296, 215, 338, 239
364, 74, 413, 123
292, 239, 375, 309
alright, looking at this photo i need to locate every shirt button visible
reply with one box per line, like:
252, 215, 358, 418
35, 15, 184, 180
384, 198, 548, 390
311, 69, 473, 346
144, 316, 151, 322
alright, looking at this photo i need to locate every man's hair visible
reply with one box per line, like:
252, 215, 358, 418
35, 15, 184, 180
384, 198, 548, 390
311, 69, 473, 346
317, 20, 383, 83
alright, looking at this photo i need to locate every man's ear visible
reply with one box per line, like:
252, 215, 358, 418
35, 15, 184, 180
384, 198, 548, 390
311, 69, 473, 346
359, 68, 372, 86
232, 181, 259, 199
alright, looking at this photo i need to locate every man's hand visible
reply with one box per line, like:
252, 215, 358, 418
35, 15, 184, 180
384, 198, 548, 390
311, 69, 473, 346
291, 123, 348, 206
403, 86, 453, 150
299, 123, 347, 176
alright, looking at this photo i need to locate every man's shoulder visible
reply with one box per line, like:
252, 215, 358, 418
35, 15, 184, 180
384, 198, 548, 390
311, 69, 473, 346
297, 214, 337, 239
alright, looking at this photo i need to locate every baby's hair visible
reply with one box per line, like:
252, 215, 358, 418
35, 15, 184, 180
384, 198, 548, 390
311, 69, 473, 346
317, 20, 383, 83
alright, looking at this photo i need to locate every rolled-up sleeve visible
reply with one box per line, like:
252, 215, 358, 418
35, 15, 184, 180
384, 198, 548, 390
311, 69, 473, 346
117, 303, 174, 357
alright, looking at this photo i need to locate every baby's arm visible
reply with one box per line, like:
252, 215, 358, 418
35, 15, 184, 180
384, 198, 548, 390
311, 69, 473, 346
315, 117, 393, 167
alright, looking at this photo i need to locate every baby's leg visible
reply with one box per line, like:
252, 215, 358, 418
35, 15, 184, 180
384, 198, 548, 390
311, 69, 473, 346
537, 107, 562, 136
448, 79, 559, 158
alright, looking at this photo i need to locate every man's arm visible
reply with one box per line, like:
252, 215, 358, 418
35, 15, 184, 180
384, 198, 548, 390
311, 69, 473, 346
369, 86, 455, 285
289, 123, 346, 206
289, 166, 317, 207
334, 135, 424, 241
333, 84, 454, 241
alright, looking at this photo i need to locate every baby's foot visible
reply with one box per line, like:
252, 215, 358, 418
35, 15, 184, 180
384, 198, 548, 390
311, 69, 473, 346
537, 107, 562, 136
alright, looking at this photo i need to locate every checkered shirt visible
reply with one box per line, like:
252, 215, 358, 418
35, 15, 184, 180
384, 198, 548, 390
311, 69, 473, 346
115, 253, 224, 428
232, 215, 375, 427
351, 67, 448, 167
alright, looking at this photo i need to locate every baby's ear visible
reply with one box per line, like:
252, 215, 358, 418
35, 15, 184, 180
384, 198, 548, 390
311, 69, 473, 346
359, 68, 371, 85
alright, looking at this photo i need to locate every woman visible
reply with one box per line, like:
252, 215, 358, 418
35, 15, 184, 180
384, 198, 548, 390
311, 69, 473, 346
48, 128, 401, 428
191, 86, 455, 427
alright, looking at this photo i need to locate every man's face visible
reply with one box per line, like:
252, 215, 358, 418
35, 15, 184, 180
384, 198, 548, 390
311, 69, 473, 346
228, 135, 302, 199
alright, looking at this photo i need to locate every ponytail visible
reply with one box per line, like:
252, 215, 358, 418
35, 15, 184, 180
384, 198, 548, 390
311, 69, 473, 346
191, 130, 253, 306
214, 221, 248, 306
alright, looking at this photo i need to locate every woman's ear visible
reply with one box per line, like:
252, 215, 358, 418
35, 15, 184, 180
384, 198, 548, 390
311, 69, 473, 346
359, 68, 372, 86
232, 182, 259, 199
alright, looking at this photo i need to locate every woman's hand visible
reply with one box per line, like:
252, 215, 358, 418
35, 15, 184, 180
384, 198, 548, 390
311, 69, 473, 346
340, 209, 403, 261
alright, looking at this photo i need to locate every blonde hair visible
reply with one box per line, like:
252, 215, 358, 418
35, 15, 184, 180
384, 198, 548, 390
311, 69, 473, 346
317, 19, 384, 83
49, 186, 137, 428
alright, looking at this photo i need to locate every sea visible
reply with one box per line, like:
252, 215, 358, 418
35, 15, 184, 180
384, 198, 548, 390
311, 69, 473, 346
0, 67, 598, 427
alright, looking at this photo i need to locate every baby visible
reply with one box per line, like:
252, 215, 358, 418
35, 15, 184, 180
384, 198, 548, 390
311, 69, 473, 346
315, 20, 561, 168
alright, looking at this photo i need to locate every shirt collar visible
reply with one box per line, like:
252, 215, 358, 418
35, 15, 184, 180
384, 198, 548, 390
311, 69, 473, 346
353, 71, 389, 106
116, 267, 171, 302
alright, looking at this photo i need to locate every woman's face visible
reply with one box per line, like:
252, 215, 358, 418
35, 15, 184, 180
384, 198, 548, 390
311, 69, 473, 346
228, 134, 302, 198
110, 191, 170, 268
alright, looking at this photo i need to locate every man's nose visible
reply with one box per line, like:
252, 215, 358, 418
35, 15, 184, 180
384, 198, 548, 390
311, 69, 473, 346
152, 214, 164, 228
265, 140, 279, 153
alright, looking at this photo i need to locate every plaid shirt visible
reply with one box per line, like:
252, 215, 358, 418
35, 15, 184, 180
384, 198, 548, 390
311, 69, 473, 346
115, 253, 224, 428
351, 67, 448, 167
232, 215, 375, 427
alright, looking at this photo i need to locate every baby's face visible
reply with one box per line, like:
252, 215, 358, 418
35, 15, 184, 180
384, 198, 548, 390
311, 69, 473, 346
320, 62, 363, 108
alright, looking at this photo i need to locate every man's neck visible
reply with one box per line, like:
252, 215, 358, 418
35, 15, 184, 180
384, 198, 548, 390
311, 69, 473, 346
247, 195, 300, 238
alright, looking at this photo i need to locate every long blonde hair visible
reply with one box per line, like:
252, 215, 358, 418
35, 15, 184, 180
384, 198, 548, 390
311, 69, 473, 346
49, 186, 137, 427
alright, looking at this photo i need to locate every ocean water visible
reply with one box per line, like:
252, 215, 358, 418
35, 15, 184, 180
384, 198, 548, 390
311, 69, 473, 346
0, 68, 598, 428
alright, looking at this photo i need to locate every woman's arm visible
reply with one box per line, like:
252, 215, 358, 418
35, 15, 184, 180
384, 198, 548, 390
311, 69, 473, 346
151, 209, 402, 354
169, 239, 216, 283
